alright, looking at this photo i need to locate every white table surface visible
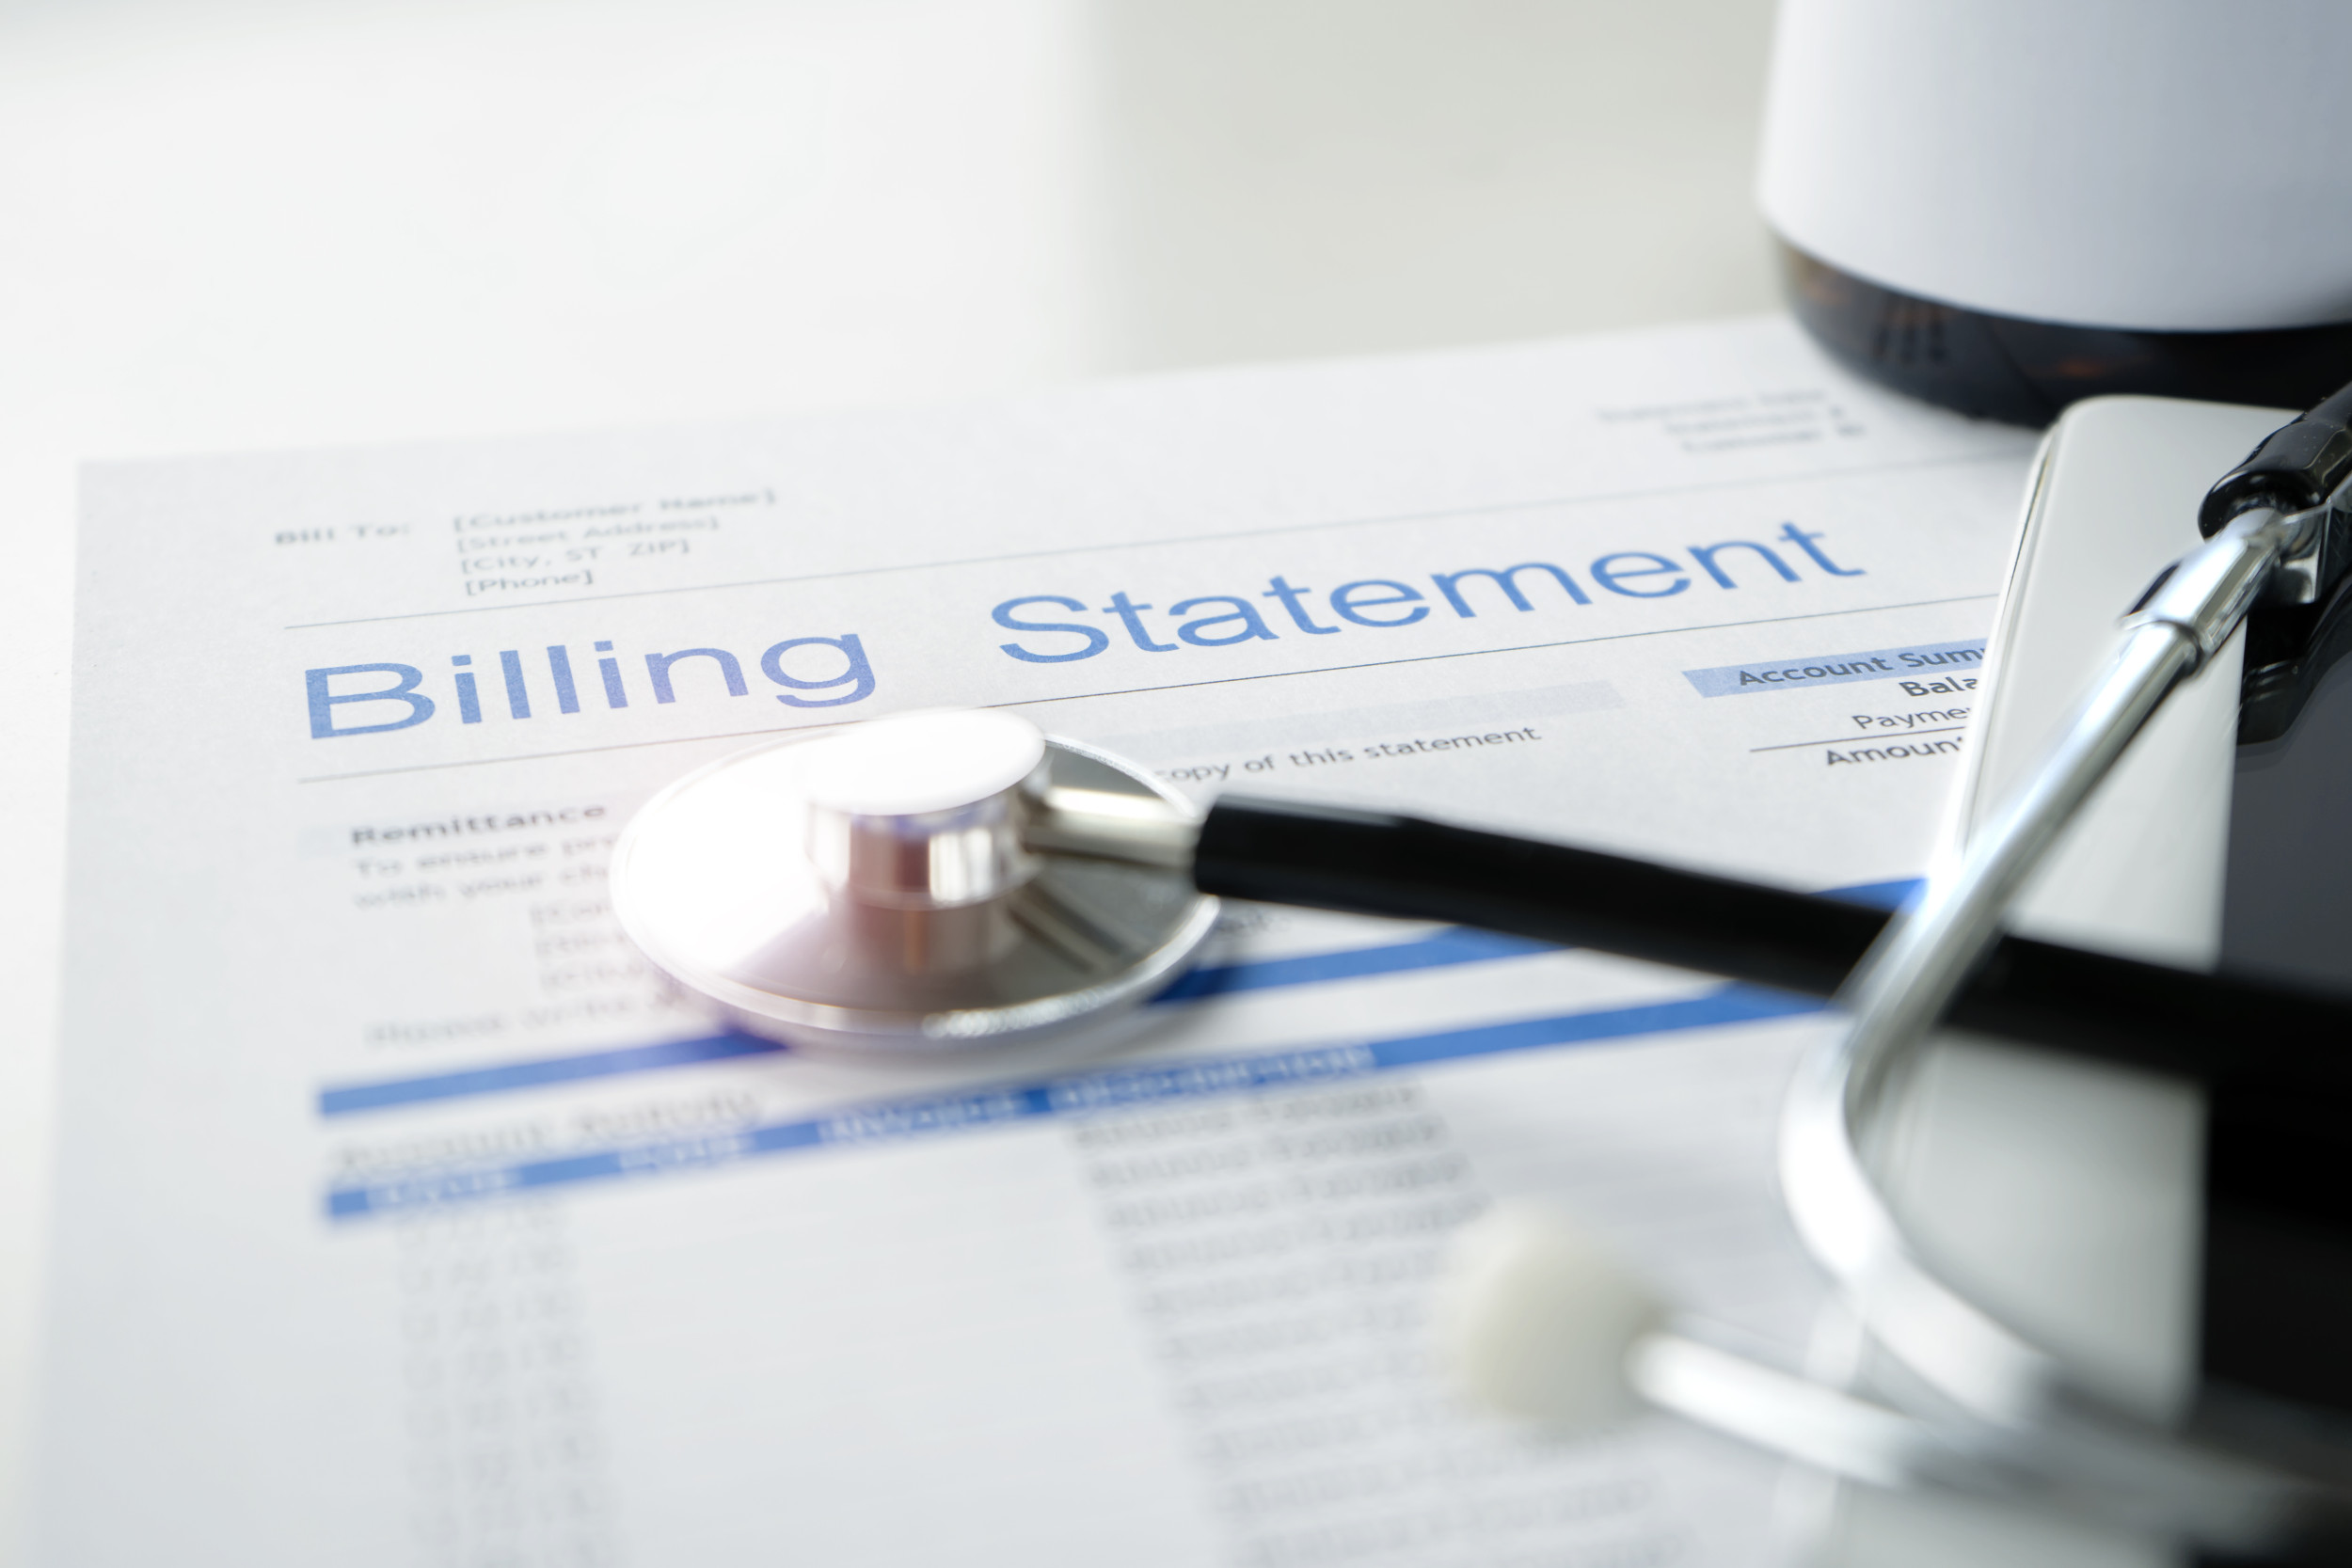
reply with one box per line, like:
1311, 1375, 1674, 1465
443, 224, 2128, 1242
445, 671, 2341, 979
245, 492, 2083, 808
0, 0, 1782, 1551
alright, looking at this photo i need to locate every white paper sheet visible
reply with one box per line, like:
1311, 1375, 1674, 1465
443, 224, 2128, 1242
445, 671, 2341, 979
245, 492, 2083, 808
43, 318, 2033, 1565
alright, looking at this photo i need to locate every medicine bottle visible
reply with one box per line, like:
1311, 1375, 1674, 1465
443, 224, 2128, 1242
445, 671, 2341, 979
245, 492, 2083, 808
1757, 0, 2352, 426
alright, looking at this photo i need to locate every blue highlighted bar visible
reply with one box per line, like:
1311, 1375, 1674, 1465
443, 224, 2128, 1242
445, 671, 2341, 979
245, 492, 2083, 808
1364, 986, 1820, 1069
1681, 640, 1984, 698
1819, 878, 1918, 912
319, 1032, 784, 1116
316, 879, 1922, 1120
317, 932, 1549, 1118
1154, 927, 1551, 1002
325, 981, 1828, 1220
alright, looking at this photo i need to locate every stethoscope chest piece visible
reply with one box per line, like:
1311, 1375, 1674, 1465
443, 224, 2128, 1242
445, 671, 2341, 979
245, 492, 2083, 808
611, 709, 1217, 1056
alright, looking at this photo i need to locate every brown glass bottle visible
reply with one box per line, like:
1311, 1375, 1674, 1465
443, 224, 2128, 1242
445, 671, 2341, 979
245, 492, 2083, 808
1780, 241, 2352, 429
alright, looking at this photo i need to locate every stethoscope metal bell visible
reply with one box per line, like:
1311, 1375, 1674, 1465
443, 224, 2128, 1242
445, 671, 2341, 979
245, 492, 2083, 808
611, 708, 1218, 1055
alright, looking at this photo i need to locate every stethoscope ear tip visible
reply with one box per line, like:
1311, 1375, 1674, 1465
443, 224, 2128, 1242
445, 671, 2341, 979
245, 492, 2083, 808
1431, 1202, 1666, 1434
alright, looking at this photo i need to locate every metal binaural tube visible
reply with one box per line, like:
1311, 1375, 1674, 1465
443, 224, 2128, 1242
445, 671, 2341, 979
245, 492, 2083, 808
1821, 505, 2313, 1132
1782, 510, 2312, 1411
1762, 502, 2349, 1552
1829, 618, 2201, 1135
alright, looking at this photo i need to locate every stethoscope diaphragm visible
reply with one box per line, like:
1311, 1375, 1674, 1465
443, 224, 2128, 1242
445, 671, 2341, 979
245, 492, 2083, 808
610, 709, 1217, 1056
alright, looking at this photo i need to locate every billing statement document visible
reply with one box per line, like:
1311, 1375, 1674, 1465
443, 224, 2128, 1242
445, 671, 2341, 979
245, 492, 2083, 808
47, 319, 2033, 1566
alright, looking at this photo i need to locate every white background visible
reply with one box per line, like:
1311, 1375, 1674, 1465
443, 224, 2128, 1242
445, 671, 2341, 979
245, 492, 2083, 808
0, 0, 1777, 1549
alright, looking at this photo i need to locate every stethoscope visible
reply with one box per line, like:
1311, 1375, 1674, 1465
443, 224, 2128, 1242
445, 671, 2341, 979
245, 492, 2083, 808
610, 384, 2352, 1561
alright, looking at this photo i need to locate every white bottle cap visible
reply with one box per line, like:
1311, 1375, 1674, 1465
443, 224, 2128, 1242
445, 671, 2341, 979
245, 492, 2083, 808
1760, 0, 2352, 332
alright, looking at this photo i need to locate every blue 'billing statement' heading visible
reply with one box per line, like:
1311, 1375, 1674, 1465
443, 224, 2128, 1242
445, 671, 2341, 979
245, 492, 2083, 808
302, 522, 1863, 738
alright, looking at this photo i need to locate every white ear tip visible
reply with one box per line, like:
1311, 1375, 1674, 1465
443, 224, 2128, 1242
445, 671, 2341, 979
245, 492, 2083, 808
1432, 1202, 1667, 1433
